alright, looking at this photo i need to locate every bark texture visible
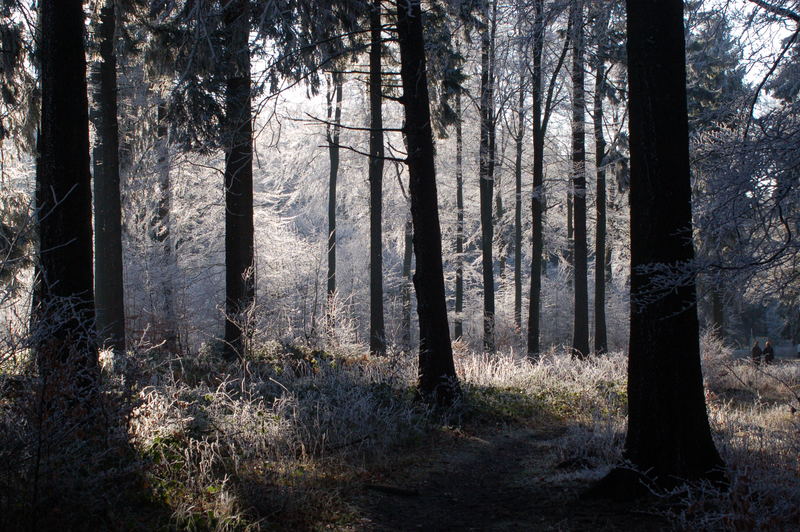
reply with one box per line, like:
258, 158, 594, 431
396, 0, 459, 404
326, 73, 343, 317
570, 0, 589, 358
37, 0, 98, 389
479, 1, 496, 353
593, 8, 609, 354
93, 0, 125, 353
622, 0, 723, 487
369, 0, 386, 356
527, 0, 545, 357
223, 0, 255, 360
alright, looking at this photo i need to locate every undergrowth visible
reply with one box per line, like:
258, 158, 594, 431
3, 334, 798, 530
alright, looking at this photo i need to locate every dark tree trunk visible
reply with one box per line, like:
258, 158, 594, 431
528, 0, 545, 358
37, 0, 98, 393
513, 77, 524, 331
369, 0, 386, 356
223, 0, 254, 360
93, 0, 125, 354
396, 0, 459, 404
594, 0, 724, 494
570, 0, 589, 358
479, 0, 496, 353
454, 92, 465, 340
528, 0, 570, 358
154, 100, 178, 352
326, 73, 343, 319
593, 8, 609, 354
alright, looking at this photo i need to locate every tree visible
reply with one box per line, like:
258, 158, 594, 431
369, 0, 386, 356
570, 0, 589, 358
326, 72, 343, 322
36, 0, 98, 397
153, 99, 179, 352
454, 90, 465, 340
591, 3, 611, 354
591, 0, 724, 495
395, 0, 459, 404
685, 6, 748, 340
512, 32, 526, 331
528, 0, 569, 357
93, 0, 126, 354
223, 0, 255, 360
478, 0, 497, 353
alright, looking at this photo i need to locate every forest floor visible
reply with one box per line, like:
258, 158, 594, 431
11, 345, 795, 530
337, 418, 670, 531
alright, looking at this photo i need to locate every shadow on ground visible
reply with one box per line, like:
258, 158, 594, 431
345, 388, 669, 531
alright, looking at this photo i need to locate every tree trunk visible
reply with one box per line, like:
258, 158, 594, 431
479, 0, 496, 353
513, 56, 525, 331
326, 73, 343, 322
369, 0, 386, 356
527, 0, 545, 358
396, 0, 459, 404
593, 8, 609, 354
154, 100, 178, 352
454, 92, 465, 340
593, 0, 724, 495
223, 0, 254, 360
37, 0, 98, 395
93, 0, 125, 354
570, 0, 589, 358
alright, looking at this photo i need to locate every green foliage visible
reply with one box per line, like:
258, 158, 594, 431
685, 8, 748, 131
462, 384, 544, 423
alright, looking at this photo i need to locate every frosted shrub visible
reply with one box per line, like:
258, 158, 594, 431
666, 332, 800, 529
700, 328, 736, 391
128, 347, 432, 528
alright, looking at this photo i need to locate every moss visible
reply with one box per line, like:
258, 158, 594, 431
462, 385, 545, 424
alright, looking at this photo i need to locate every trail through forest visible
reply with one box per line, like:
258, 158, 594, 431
346, 422, 670, 531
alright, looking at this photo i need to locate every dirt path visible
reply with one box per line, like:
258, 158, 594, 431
346, 423, 670, 531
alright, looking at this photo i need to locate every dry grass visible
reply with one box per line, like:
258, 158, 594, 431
3, 333, 799, 530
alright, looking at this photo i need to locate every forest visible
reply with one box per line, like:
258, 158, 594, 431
1, 0, 799, 529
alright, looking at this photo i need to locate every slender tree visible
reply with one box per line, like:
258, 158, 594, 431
369, 0, 386, 356
479, 0, 497, 353
528, 0, 546, 357
591, 0, 724, 495
93, 0, 125, 354
326, 73, 343, 321
528, 0, 569, 357
592, 5, 610, 354
154, 100, 179, 352
396, 0, 459, 404
570, 0, 589, 357
223, 0, 255, 360
513, 39, 526, 331
454, 91, 465, 340
36, 0, 98, 393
